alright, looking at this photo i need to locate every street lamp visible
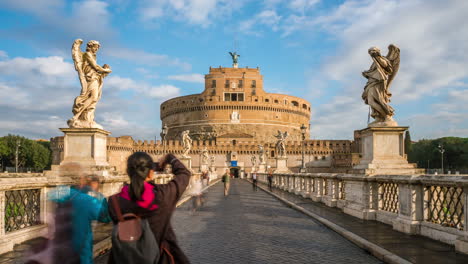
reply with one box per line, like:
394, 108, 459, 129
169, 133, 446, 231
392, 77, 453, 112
161, 124, 168, 153
438, 144, 445, 174
300, 124, 307, 173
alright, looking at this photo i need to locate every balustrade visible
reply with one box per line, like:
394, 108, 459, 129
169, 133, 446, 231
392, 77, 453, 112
256, 172, 468, 254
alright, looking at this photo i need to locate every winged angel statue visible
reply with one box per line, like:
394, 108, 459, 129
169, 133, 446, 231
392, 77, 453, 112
274, 131, 289, 158
68, 39, 112, 129
361, 44, 400, 126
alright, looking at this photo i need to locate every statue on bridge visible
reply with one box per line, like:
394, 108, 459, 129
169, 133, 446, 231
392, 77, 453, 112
201, 147, 209, 165
258, 145, 266, 164
274, 131, 288, 158
362, 44, 400, 127
181, 130, 192, 158
68, 39, 112, 129
251, 155, 257, 167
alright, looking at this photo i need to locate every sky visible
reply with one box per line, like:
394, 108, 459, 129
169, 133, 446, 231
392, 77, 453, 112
0, 0, 467, 141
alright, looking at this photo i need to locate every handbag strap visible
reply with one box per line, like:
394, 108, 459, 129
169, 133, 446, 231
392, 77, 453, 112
111, 195, 125, 222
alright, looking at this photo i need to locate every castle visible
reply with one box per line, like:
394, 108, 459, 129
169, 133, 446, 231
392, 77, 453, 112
51, 63, 361, 176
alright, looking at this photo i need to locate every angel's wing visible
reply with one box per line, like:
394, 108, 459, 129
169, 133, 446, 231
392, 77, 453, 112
72, 39, 87, 93
283, 131, 289, 139
385, 44, 400, 88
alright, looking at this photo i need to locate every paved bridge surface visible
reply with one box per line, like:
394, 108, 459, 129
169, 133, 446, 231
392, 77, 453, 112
97, 179, 380, 264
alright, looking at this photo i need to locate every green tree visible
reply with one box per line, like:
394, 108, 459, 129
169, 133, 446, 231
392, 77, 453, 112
404, 130, 412, 155
408, 137, 468, 171
0, 135, 51, 171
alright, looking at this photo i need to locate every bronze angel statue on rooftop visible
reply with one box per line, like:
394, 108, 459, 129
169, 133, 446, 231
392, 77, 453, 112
361, 44, 400, 127
68, 39, 112, 129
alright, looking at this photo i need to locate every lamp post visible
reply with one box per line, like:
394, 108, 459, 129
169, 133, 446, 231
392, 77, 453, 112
15, 139, 21, 173
438, 144, 445, 174
300, 124, 307, 173
161, 124, 168, 154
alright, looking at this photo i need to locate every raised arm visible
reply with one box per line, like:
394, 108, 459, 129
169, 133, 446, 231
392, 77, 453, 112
83, 52, 111, 74
157, 154, 192, 205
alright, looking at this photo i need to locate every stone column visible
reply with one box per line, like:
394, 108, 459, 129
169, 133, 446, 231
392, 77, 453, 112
323, 177, 338, 207
342, 175, 377, 220
455, 186, 468, 254
392, 179, 423, 234
312, 177, 323, 202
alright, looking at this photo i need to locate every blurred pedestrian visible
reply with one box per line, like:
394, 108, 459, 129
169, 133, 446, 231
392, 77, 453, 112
201, 170, 209, 187
222, 169, 230, 196
189, 177, 204, 212
48, 175, 110, 264
108, 152, 191, 264
252, 171, 258, 191
267, 171, 273, 191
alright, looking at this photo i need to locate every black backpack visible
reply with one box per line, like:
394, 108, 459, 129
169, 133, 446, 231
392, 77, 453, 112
110, 195, 160, 264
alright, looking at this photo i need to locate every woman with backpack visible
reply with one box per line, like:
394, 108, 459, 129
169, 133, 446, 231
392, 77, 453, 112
107, 152, 191, 264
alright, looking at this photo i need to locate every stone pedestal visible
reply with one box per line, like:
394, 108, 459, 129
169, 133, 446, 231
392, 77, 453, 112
180, 157, 192, 170
60, 128, 110, 166
200, 163, 209, 172
45, 128, 116, 180
274, 157, 290, 173
257, 163, 267, 173
352, 126, 424, 175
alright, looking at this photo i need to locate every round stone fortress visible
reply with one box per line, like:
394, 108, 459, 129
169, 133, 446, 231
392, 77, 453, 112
161, 66, 311, 143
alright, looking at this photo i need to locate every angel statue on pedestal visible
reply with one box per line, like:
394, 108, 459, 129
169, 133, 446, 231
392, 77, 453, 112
68, 39, 112, 129
362, 44, 400, 127
181, 130, 192, 158
274, 131, 289, 158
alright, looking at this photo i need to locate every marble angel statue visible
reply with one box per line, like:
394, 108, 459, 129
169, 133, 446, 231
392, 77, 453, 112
68, 39, 112, 129
362, 44, 400, 126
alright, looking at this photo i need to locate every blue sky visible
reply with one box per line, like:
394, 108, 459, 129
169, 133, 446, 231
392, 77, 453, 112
0, 0, 467, 141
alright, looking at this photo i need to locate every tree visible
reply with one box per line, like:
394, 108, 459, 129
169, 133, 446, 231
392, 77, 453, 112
408, 137, 468, 171
0, 135, 52, 171
404, 130, 412, 155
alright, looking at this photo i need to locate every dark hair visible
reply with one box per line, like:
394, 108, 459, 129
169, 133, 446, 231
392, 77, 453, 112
126, 152, 153, 201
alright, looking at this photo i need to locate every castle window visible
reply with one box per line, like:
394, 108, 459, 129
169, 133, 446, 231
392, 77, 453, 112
232, 140, 237, 146
239, 80, 243, 88
251, 80, 256, 88
225, 80, 229, 88
211, 80, 216, 88
274, 99, 279, 103
265, 99, 270, 103
252, 88, 256, 95
302, 104, 307, 109
224, 93, 245, 102
255, 99, 258, 102
292, 101, 299, 107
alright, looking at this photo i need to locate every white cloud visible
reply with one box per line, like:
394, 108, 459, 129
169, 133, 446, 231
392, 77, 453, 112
139, 0, 245, 26
302, 0, 468, 139
105, 47, 191, 70
239, 10, 282, 35
168, 73, 204, 83
106, 75, 181, 99
0, 50, 8, 59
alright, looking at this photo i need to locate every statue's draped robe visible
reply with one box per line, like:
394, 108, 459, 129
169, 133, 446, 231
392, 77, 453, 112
71, 52, 107, 125
361, 56, 395, 121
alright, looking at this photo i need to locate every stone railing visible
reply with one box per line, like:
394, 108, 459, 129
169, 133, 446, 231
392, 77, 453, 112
256, 173, 468, 254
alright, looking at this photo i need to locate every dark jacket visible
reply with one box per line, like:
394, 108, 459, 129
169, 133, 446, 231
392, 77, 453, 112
108, 154, 192, 264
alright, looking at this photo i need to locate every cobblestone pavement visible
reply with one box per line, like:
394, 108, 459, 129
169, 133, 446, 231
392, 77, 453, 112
96, 179, 381, 264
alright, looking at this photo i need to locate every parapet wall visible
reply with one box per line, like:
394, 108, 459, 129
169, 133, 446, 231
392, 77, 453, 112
51, 135, 357, 174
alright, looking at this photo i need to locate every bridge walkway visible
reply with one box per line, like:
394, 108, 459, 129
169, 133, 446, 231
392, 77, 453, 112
97, 179, 380, 264
254, 180, 468, 264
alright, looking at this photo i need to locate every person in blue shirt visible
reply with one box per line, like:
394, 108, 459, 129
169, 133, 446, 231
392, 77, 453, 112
48, 176, 111, 264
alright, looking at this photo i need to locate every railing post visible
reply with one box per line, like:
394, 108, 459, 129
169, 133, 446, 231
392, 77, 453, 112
455, 186, 468, 254
294, 175, 302, 195
343, 176, 376, 220
393, 177, 423, 234
301, 174, 311, 198
288, 174, 295, 193
311, 177, 323, 202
